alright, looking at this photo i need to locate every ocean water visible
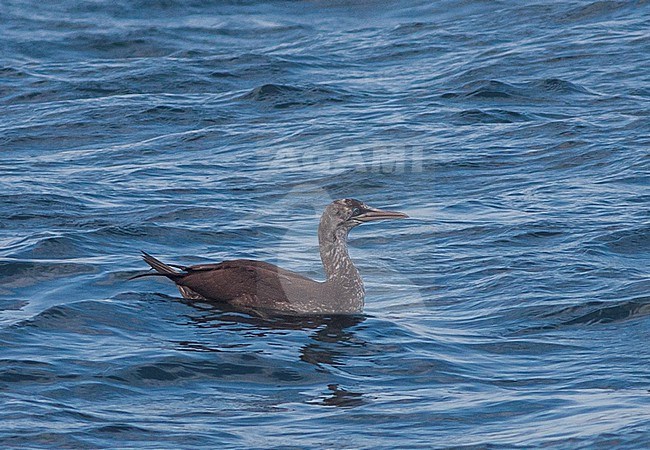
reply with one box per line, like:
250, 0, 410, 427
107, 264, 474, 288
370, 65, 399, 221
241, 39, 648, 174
1, 0, 649, 447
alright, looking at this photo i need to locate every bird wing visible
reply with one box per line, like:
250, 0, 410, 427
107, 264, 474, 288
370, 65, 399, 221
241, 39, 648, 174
176, 259, 320, 310
184, 259, 316, 283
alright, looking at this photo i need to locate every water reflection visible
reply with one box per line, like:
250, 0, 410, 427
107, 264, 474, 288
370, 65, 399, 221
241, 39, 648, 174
309, 384, 366, 408
299, 315, 363, 367
176, 303, 368, 371
176, 298, 365, 334
172, 300, 368, 408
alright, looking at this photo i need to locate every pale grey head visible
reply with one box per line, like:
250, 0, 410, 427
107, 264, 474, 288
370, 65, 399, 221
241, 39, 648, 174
318, 198, 409, 244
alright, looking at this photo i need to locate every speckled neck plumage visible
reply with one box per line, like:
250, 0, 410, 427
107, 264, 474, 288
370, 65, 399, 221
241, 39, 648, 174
318, 220, 365, 312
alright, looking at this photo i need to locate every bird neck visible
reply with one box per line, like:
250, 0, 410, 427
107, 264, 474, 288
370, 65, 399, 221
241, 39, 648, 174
318, 226, 362, 285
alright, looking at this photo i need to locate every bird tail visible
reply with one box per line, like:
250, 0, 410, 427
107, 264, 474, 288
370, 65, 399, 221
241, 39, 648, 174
129, 251, 184, 280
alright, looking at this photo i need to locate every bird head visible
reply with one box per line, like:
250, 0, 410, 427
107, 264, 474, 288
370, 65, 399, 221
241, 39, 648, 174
321, 199, 408, 237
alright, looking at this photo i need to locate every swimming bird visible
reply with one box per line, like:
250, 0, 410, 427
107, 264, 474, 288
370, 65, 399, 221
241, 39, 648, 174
133, 199, 408, 315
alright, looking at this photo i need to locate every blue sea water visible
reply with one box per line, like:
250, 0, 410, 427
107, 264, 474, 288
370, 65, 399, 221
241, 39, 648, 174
1, 0, 649, 447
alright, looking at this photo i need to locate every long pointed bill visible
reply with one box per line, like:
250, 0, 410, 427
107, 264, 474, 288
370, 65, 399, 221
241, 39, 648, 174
355, 207, 409, 223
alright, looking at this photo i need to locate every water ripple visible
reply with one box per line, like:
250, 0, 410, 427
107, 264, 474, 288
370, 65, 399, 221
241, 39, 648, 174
1, 0, 649, 447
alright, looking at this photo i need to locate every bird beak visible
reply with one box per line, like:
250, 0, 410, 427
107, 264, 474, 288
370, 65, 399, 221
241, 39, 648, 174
354, 206, 409, 223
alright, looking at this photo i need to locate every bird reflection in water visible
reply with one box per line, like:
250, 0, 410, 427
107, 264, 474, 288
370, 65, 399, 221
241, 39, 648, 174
175, 300, 365, 354
173, 300, 367, 408
310, 384, 365, 408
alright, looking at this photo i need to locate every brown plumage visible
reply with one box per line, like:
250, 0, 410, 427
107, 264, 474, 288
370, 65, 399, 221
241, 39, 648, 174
132, 199, 407, 315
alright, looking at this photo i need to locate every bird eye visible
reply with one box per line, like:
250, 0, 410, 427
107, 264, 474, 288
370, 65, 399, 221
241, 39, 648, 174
351, 207, 361, 216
